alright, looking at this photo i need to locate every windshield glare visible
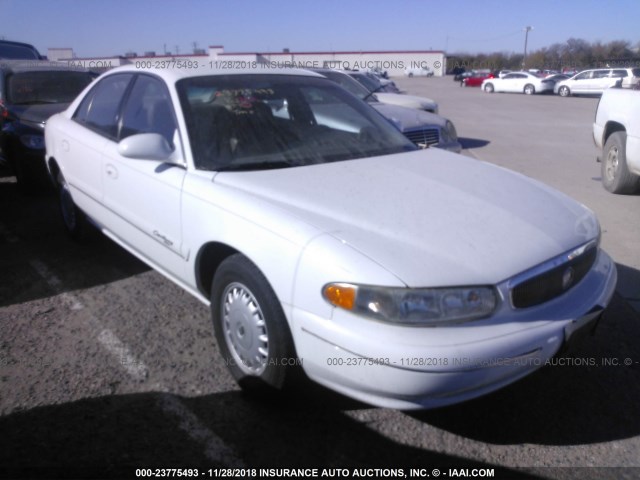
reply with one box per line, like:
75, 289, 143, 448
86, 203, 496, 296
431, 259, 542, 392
7, 71, 95, 105
177, 74, 415, 171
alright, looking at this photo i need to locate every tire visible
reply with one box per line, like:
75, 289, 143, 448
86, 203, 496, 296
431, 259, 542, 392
524, 84, 535, 95
558, 86, 570, 97
408, 73, 414, 77
57, 172, 91, 240
211, 254, 300, 393
484, 83, 494, 93
601, 131, 640, 194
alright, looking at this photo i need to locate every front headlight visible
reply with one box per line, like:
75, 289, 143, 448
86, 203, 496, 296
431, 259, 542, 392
323, 283, 497, 326
20, 134, 45, 150
440, 120, 458, 143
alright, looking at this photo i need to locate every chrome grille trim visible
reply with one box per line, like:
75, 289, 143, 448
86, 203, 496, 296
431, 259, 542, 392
404, 127, 440, 147
508, 239, 599, 309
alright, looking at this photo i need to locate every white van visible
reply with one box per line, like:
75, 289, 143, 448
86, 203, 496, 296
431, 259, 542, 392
556, 68, 640, 96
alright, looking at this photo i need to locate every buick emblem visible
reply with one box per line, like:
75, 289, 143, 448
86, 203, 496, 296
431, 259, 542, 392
562, 267, 575, 290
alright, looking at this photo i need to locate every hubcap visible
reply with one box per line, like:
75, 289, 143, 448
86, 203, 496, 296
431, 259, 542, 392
222, 282, 268, 375
605, 146, 619, 182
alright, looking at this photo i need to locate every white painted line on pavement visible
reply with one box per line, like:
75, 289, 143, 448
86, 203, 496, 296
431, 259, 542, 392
29, 257, 244, 466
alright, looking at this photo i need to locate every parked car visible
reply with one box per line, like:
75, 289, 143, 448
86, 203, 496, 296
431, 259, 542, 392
481, 72, 553, 95
0, 40, 41, 60
453, 71, 472, 82
556, 68, 640, 97
312, 68, 460, 152
45, 65, 616, 410
542, 73, 569, 87
462, 71, 494, 87
0, 61, 95, 191
405, 66, 434, 77
347, 70, 439, 113
593, 87, 640, 194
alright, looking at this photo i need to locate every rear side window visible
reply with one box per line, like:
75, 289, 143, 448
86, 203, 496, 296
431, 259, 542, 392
611, 70, 628, 78
632, 68, 640, 77
74, 73, 133, 138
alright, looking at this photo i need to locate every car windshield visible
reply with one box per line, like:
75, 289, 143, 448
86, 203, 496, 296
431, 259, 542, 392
314, 70, 372, 101
348, 72, 382, 92
7, 71, 95, 105
177, 74, 416, 171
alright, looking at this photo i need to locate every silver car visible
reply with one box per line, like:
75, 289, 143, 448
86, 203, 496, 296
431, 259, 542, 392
313, 69, 460, 152
556, 68, 640, 96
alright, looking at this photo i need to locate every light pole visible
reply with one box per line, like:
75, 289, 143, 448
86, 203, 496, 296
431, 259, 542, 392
522, 26, 533, 70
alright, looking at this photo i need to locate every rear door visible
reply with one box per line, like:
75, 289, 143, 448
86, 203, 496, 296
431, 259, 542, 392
60, 73, 134, 219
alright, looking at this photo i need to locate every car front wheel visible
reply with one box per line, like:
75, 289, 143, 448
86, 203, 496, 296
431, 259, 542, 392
57, 172, 91, 240
524, 84, 535, 95
211, 254, 300, 393
558, 86, 570, 97
601, 131, 640, 194
484, 83, 494, 93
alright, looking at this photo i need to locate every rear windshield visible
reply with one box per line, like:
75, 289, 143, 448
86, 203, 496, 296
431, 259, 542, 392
7, 70, 95, 105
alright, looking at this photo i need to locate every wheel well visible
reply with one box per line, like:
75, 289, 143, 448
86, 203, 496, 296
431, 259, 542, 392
47, 158, 62, 187
604, 122, 625, 144
195, 242, 240, 298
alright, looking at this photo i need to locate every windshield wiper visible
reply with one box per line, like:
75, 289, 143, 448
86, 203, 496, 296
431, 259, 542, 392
215, 159, 295, 172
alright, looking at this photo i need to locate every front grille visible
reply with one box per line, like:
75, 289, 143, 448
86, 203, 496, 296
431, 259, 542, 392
511, 245, 598, 309
404, 128, 439, 147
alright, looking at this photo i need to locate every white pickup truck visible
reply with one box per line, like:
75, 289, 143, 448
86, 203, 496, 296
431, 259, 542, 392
593, 87, 640, 194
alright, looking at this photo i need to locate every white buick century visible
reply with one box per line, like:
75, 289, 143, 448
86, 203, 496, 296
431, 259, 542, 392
45, 65, 617, 409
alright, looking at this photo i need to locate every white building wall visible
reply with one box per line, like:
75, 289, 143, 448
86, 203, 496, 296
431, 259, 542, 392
49, 46, 446, 77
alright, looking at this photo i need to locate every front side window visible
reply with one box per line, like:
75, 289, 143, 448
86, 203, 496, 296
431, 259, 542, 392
120, 75, 177, 147
74, 73, 133, 138
592, 70, 610, 79
6, 70, 94, 105
177, 74, 415, 171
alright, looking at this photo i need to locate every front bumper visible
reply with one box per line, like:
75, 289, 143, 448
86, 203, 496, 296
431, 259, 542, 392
291, 249, 617, 409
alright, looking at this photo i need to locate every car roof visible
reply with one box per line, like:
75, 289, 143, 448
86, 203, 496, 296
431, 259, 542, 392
101, 64, 325, 84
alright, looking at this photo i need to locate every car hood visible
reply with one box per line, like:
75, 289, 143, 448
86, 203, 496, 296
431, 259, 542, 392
214, 150, 599, 287
374, 92, 436, 110
371, 103, 446, 130
8, 103, 70, 125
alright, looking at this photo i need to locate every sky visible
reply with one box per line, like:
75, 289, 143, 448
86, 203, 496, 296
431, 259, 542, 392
1, 0, 639, 59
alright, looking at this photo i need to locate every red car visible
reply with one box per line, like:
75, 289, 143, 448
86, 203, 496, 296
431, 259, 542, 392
462, 72, 495, 87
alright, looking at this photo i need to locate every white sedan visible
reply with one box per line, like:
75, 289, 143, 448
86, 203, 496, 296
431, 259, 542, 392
482, 71, 554, 95
45, 65, 616, 410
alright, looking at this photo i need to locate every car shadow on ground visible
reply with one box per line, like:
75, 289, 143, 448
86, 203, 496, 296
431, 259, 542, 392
0, 389, 540, 478
411, 292, 640, 446
458, 137, 490, 149
0, 180, 150, 308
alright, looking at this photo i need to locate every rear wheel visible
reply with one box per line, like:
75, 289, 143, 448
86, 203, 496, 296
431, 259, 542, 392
558, 86, 570, 97
211, 254, 300, 394
601, 131, 640, 194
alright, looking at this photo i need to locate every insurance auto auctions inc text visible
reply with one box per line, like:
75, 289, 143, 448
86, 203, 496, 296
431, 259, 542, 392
255, 467, 495, 477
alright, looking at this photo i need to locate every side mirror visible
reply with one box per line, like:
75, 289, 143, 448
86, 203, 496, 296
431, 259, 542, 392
118, 133, 174, 161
